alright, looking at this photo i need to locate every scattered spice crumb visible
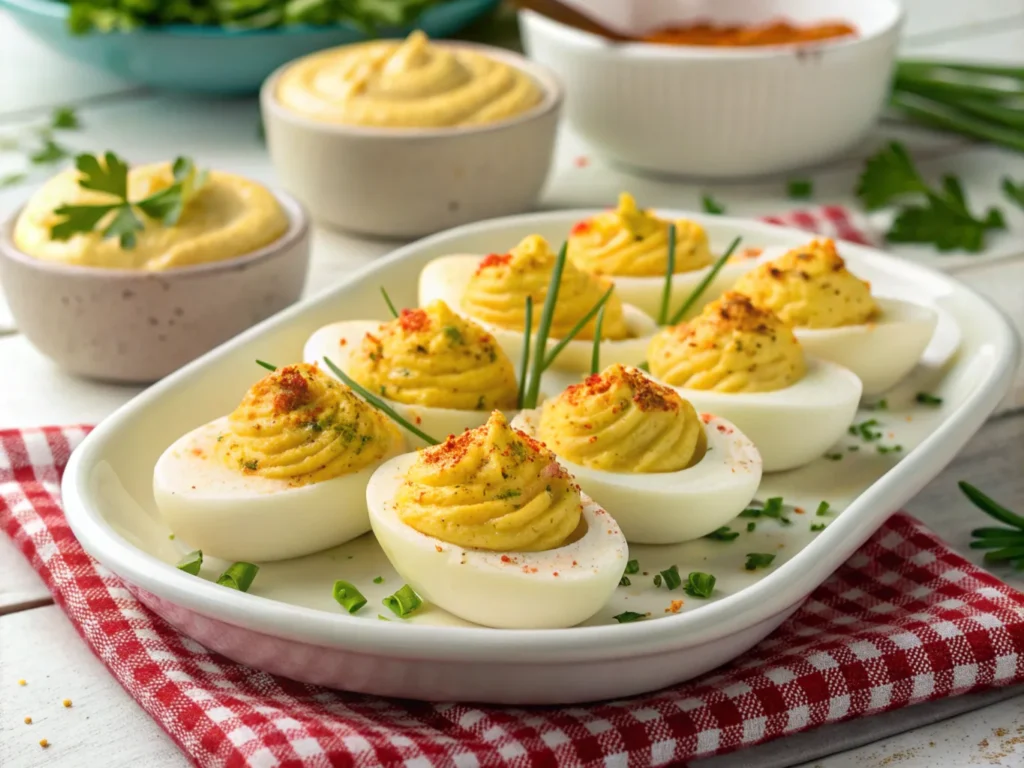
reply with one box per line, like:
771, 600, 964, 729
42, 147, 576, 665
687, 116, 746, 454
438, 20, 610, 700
39, 739, 50, 749
665, 599, 684, 614
24, 716, 32, 724
62, 699, 72, 708
18, 679, 26, 686
574, 155, 590, 168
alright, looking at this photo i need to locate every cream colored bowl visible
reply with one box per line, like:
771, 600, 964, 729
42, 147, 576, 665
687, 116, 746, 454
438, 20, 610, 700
0, 191, 310, 384
259, 42, 563, 238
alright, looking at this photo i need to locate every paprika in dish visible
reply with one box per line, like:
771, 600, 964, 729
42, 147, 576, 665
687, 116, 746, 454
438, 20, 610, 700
642, 19, 856, 48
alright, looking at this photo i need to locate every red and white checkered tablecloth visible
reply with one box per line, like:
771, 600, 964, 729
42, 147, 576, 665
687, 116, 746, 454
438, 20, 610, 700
5, 208, 1023, 767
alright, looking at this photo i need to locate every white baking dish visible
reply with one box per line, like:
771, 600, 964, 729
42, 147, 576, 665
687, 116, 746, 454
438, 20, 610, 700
61, 211, 1019, 704
519, 0, 903, 178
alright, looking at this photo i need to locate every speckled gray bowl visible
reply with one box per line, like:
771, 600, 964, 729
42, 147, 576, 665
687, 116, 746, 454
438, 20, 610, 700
0, 191, 310, 384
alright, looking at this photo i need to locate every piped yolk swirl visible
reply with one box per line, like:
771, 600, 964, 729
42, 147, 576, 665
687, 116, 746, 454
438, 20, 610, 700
276, 30, 541, 128
462, 234, 630, 341
348, 300, 518, 411
395, 411, 582, 551
539, 364, 707, 473
218, 363, 400, 484
568, 192, 713, 277
731, 238, 880, 328
648, 292, 806, 393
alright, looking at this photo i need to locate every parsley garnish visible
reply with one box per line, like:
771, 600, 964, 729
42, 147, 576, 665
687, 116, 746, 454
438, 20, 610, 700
624, 559, 639, 575
659, 565, 682, 590
744, 553, 776, 571
701, 194, 726, 215
49, 152, 206, 249
810, 523, 827, 532
787, 180, 813, 200
613, 611, 646, 623
443, 325, 463, 344
30, 139, 69, 165
762, 497, 784, 519
916, 392, 943, 406
495, 488, 522, 500
746, 522, 756, 532
51, 106, 80, 130
961, 481, 1024, 569
703, 526, 739, 542
683, 572, 716, 599
372, 576, 384, 584
242, 459, 259, 471
619, 576, 631, 587
816, 501, 831, 517
1002, 178, 1024, 210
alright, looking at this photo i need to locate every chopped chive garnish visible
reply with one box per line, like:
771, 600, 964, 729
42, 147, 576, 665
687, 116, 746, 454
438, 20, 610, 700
863, 399, 888, 411
659, 565, 682, 590
217, 562, 259, 592
852, 419, 883, 441
848, 445, 860, 452
824, 452, 844, 461
916, 392, 943, 406
704, 526, 739, 542
746, 522, 756, 532
332, 580, 367, 613
739, 507, 762, 518
788, 180, 813, 200
811, 523, 827, 532
744, 553, 776, 571
702, 194, 726, 215
323, 356, 439, 444
255, 359, 276, 372
542, 284, 614, 370
175, 550, 202, 575
624, 559, 639, 574
373, 576, 384, 584
960, 481, 1024, 529
380, 287, 398, 319
524, 242, 568, 410
653, 574, 662, 587
667, 236, 742, 325
658, 223, 676, 325
591, 304, 605, 376
517, 296, 533, 409
683, 571, 716, 599
619, 576, 631, 587
378, 614, 390, 621
815, 501, 831, 517
168, 533, 175, 540
613, 611, 646, 623
762, 497, 784, 519
382, 584, 422, 618
877, 444, 903, 454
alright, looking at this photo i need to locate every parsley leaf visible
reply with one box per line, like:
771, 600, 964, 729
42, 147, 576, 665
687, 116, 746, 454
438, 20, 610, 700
51, 106, 80, 130
78, 151, 130, 197
856, 142, 927, 210
744, 552, 776, 571
0, 173, 26, 188
613, 611, 646, 623
701, 194, 726, 215
683, 571, 716, 599
703, 526, 739, 542
30, 139, 70, 165
787, 180, 813, 200
1002, 177, 1024, 210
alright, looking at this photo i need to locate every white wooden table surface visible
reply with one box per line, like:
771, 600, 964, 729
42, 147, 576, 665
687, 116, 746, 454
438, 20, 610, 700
2, 2, 1024, 766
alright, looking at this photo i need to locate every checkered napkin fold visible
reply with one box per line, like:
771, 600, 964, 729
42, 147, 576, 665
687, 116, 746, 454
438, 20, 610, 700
4, 208, 1024, 768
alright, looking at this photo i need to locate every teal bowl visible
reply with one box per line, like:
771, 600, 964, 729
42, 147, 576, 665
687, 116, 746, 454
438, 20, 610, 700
0, 0, 501, 94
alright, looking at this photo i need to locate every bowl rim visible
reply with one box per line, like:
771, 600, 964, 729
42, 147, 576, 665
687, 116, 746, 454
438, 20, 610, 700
519, 0, 905, 60
0, 0, 499, 38
260, 38, 564, 138
0, 184, 310, 280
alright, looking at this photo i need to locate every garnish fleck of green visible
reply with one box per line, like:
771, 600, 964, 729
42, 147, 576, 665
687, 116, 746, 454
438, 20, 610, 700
382, 584, 422, 618
495, 488, 522, 500
762, 497, 784, 519
916, 392, 943, 406
658, 223, 677, 325
787, 180, 813, 200
613, 611, 646, 623
332, 580, 367, 613
324, 356, 440, 445
255, 359, 276, 372
824, 452, 844, 461
51, 106, 80, 130
739, 507, 762, 519
175, 550, 202, 575
811, 523, 827, 532
619, 576, 631, 587
30, 139, 69, 165
380, 287, 398, 319
373, 576, 384, 584
1002, 178, 1024, 210
704, 526, 739, 542
701, 194, 726, 215
961, 481, 1024, 569
746, 522, 756, 532
217, 562, 259, 592
744, 553, 776, 571
624, 559, 639, 575
659, 564, 682, 591
864, 399, 888, 411
816, 501, 831, 517
442, 325, 463, 344
683, 572, 716, 599
877, 444, 903, 455
653, 574, 662, 588
852, 419, 883, 442
848, 445, 860, 452
0, 173, 27, 188
168, 533, 175, 540
242, 459, 259, 471
666, 236, 742, 326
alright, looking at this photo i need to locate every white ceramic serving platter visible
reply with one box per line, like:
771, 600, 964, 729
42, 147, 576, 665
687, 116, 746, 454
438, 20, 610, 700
62, 211, 1020, 704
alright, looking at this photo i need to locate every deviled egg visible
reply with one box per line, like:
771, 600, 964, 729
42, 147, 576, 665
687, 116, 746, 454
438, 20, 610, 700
732, 239, 938, 395
366, 411, 628, 629
418, 234, 656, 372
566, 193, 760, 320
512, 364, 761, 544
648, 293, 862, 473
153, 363, 405, 562
305, 300, 518, 446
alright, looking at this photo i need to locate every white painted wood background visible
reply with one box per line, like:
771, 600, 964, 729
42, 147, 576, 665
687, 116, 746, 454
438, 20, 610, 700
1, 2, 1024, 766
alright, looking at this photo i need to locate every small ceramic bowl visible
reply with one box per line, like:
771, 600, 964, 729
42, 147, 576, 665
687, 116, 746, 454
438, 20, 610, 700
260, 42, 563, 239
0, 191, 310, 384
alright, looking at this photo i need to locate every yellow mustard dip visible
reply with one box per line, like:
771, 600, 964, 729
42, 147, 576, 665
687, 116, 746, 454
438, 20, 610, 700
648, 292, 806, 393
275, 31, 542, 128
395, 411, 582, 551
539, 364, 707, 473
462, 235, 630, 341
732, 239, 880, 328
218, 363, 400, 484
567, 193, 713, 277
13, 162, 288, 271
348, 300, 518, 411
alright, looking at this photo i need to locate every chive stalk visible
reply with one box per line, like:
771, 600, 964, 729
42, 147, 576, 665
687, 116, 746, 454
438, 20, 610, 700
383, 584, 423, 617
255, 360, 276, 372
542, 285, 614, 370
590, 305, 605, 376
332, 580, 367, 613
658, 223, 677, 325
667, 236, 742, 326
217, 562, 259, 592
176, 550, 202, 575
523, 243, 568, 409
517, 296, 533, 409
380, 287, 399, 319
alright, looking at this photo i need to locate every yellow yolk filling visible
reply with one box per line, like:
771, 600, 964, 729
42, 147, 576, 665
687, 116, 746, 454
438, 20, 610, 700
395, 411, 582, 551
567, 192, 713, 277
348, 300, 518, 411
539, 364, 707, 473
731, 238, 880, 328
218, 363, 399, 484
462, 234, 630, 341
648, 292, 806, 393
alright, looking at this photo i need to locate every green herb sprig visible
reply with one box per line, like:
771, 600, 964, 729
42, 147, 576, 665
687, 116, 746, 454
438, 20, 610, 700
702, 195, 726, 215
657, 223, 677, 325
613, 611, 646, 623
962, 482, 1024, 569
590, 305, 606, 376
666, 237, 742, 326
380, 287, 399, 319
744, 553, 776, 571
383, 584, 423, 618
683, 572, 716, 599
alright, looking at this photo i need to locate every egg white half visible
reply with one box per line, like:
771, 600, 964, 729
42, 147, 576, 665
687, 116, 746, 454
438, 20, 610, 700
366, 452, 629, 629
793, 297, 939, 396
418, 254, 657, 372
662, 357, 863, 473
153, 417, 406, 562
512, 410, 761, 544
304, 320, 498, 447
